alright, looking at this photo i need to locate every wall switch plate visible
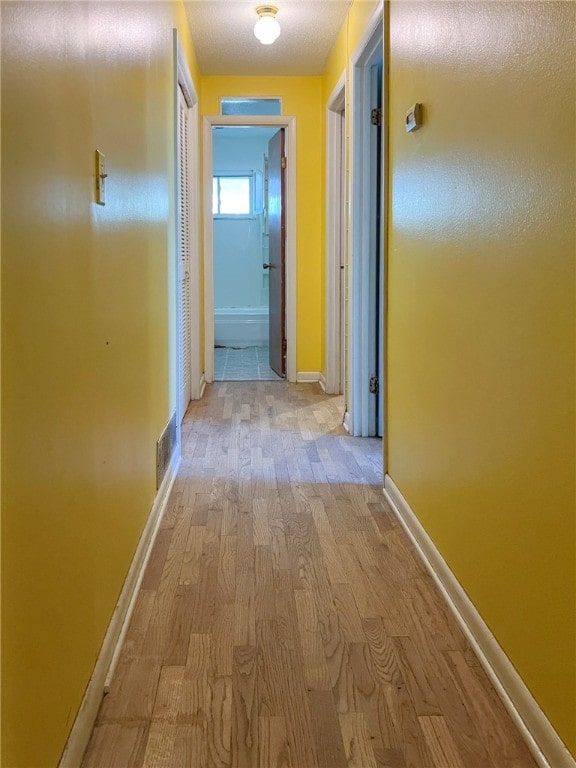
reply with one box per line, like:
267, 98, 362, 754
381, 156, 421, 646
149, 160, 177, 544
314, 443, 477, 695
405, 103, 422, 132
95, 150, 107, 205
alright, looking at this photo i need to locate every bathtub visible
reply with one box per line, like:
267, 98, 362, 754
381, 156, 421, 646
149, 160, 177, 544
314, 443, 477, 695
214, 306, 269, 348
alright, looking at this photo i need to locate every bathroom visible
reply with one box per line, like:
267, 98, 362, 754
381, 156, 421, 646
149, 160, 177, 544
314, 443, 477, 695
212, 125, 281, 380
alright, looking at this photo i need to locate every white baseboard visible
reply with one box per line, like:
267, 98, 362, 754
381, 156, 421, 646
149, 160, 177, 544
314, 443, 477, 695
343, 410, 352, 433
58, 451, 181, 768
319, 373, 327, 392
297, 371, 321, 383
383, 474, 575, 768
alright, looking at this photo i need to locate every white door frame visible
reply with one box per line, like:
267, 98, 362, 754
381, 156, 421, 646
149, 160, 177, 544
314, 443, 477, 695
325, 71, 346, 395
202, 115, 297, 383
348, 5, 385, 439
174, 31, 201, 420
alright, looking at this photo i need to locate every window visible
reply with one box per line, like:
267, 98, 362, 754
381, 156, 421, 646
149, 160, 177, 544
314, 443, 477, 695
220, 97, 282, 116
212, 171, 264, 217
213, 174, 251, 215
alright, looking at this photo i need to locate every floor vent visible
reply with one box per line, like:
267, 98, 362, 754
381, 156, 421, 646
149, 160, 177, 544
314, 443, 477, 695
156, 412, 177, 489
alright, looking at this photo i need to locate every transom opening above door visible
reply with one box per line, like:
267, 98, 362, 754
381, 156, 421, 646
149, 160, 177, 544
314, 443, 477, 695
220, 97, 282, 115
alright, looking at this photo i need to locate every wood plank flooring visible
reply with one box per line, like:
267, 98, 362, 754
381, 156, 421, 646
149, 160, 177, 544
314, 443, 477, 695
82, 382, 537, 768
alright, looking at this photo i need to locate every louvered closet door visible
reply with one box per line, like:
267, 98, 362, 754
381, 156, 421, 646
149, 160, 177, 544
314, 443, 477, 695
178, 85, 191, 419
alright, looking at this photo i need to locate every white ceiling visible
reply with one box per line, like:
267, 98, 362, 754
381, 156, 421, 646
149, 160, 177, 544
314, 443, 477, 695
183, 1, 352, 76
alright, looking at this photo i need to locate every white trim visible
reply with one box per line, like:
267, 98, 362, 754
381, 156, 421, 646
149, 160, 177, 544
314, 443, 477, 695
327, 70, 346, 114
58, 453, 181, 768
318, 372, 327, 392
381, 7, 390, 472
176, 35, 196, 106
383, 474, 576, 768
296, 371, 321, 383
203, 115, 297, 384
187, 99, 201, 401
343, 410, 352, 434
325, 70, 347, 396
199, 372, 206, 399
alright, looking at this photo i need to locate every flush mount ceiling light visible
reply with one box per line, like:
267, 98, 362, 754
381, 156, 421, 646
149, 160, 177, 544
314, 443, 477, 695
254, 5, 281, 45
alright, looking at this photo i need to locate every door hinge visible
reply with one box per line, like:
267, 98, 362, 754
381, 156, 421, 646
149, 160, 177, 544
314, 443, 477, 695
282, 338, 287, 355
281, 156, 287, 169
369, 375, 379, 395
371, 108, 382, 127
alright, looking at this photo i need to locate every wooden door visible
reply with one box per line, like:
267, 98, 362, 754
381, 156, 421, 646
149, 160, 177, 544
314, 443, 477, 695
339, 109, 346, 396
266, 129, 286, 377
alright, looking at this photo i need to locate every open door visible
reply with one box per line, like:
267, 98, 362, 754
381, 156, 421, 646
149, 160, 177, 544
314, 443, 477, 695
371, 61, 384, 436
266, 128, 286, 377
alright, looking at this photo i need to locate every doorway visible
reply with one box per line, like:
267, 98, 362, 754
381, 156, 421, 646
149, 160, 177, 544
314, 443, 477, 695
211, 124, 282, 381
349, 13, 386, 439
203, 115, 297, 384
325, 72, 346, 396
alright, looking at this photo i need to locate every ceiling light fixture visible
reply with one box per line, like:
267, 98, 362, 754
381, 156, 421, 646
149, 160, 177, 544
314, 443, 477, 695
254, 5, 281, 45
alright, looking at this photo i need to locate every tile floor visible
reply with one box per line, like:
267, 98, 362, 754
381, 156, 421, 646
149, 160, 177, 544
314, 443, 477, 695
214, 345, 282, 381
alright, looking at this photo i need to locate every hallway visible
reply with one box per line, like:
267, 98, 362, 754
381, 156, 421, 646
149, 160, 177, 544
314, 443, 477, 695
81, 382, 536, 768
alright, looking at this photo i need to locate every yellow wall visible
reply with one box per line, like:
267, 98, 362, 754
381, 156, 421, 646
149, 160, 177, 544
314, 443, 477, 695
175, 0, 200, 87
0, 2, 197, 765
200, 76, 323, 374
323, 0, 380, 100
0, 39, 3, 759
387, 0, 575, 754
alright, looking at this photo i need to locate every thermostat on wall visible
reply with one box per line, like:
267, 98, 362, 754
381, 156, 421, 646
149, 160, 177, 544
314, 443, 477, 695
405, 103, 422, 132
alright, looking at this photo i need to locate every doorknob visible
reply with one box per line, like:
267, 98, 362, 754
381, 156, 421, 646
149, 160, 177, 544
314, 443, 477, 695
263, 263, 276, 269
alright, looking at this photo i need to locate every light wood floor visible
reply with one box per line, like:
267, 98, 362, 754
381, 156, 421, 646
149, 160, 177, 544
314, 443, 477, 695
82, 382, 537, 768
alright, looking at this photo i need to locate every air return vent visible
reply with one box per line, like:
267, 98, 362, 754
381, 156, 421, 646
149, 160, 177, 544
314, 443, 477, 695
156, 412, 177, 490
